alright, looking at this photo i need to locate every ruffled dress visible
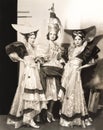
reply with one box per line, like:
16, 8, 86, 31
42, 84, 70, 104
6, 42, 47, 128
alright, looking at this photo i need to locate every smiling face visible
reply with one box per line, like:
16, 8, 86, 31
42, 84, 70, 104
74, 35, 83, 47
28, 34, 36, 45
49, 31, 58, 41
24, 31, 38, 47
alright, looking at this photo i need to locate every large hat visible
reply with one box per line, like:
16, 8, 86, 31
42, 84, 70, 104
11, 24, 39, 35
64, 26, 96, 42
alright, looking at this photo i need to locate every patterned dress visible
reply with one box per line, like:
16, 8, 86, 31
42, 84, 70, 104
43, 40, 64, 101
6, 42, 47, 128
59, 44, 91, 127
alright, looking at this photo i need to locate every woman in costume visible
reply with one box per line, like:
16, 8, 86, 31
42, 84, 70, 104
6, 24, 47, 128
39, 4, 65, 123
58, 26, 100, 128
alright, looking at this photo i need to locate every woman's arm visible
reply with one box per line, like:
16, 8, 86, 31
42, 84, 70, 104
78, 59, 96, 70
9, 52, 24, 62
80, 41, 88, 52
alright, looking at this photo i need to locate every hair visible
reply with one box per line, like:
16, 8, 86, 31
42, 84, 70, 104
22, 30, 38, 42
72, 30, 85, 40
46, 32, 58, 41
50, 12, 56, 18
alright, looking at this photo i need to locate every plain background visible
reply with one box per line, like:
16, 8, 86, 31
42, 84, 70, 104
0, 0, 17, 114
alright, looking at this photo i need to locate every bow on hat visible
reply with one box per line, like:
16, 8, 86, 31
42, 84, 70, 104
64, 26, 96, 42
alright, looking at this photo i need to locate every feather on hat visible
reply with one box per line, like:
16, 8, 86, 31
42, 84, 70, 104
48, 3, 62, 33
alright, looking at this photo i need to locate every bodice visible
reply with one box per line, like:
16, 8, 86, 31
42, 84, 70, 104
25, 43, 36, 56
68, 46, 84, 67
43, 41, 63, 68
48, 41, 61, 60
69, 46, 84, 60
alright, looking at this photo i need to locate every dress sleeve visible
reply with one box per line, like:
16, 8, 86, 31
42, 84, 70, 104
77, 43, 100, 64
5, 41, 27, 58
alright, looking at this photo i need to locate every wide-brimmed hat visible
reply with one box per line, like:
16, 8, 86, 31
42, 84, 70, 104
64, 26, 96, 42
11, 24, 39, 35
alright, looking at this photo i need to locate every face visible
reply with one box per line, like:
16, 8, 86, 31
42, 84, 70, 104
28, 34, 36, 46
49, 31, 57, 41
74, 35, 83, 47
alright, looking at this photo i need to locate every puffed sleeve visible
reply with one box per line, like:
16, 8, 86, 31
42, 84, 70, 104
77, 35, 103, 64
5, 41, 27, 59
77, 43, 100, 64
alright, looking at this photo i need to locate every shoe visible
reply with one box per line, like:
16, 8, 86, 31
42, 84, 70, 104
47, 111, 52, 123
60, 121, 71, 127
88, 117, 93, 122
47, 117, 51, 123
85, 119, 92, 126
47, 111, 55, 122
52, 116, 56, 122
82, 120, 86, 128
29, 119, 40, 128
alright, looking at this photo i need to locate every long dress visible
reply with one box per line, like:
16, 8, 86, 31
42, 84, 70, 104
59, 45, 91, 127
42, 40, 64, 101
6, 42, 47, 128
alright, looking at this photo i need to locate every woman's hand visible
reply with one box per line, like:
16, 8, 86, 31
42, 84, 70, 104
58, 89, 64, 102
83, 41, 88, 47
77, 66, 83, 71
77, 59, 96, 71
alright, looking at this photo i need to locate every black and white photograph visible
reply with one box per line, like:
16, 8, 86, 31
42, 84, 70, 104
0, 0, 103, 130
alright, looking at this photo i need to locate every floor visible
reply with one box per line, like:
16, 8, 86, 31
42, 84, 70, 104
0, 111, 103, 130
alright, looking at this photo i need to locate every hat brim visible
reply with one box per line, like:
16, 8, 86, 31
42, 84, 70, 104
64, 26, 96, 42
12, 24, 39, 34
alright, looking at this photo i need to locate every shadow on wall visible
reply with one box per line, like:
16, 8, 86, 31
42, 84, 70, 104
81, 58, 103, 105
88, 58, 103, 90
